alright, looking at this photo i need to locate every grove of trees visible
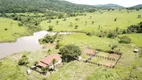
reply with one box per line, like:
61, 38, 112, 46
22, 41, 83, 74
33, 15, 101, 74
59, 44, 81, 62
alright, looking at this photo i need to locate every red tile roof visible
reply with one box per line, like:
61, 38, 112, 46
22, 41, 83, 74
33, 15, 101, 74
38, 54, 61, 67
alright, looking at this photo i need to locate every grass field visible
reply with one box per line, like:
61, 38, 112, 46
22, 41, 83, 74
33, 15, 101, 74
0, 9, 142, 80
120, 33, 142, 46
60, 33, 118, 51
40, 10, 142, 32
0, 33, 142, 80
0, 17, 29, 42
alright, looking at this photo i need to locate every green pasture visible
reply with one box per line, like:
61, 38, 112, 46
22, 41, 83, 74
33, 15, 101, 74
120, 33, 142, 46
60, 33, 118, 51
0, 17, 28, 42
40, 10, 142, 32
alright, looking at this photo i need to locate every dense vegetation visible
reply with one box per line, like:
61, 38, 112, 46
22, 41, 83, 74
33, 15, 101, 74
59, 44, 81, 62
0, 0, 96, 13
127, 22, 142, 33
129, 4, 142, 10
94, 4, 124, 9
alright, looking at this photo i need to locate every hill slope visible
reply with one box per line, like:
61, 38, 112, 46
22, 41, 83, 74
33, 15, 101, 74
0, 0, 95, 13
95, 4, 125, 9
129, 4, 142, 9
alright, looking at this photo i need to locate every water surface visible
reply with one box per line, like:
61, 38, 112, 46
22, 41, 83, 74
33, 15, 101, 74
0, 31, 73, 59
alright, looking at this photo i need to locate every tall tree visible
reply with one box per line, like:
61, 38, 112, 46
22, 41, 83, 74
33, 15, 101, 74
59, 44, 81, 62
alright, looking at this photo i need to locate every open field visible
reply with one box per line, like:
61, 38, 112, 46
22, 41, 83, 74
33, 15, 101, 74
120, 33, 142, 46
0, 17, 29, 42
0, 32, 141, 80
40, 10, 142, 32
60, 33, 118, 51
0, 9, 142, 80
97, 52, 120, 59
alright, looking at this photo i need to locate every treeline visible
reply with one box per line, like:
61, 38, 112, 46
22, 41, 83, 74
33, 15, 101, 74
87, 22, 142, 39
126, 22, 142, 33
0, 0, 96, 13
128, 4, 142, 10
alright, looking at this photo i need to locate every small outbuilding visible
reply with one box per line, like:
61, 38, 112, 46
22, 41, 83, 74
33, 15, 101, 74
134, 49, 139, 53
26, 69, 31, 75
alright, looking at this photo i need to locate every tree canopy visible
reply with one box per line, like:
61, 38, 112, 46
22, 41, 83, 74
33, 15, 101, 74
0, 0, 96, 13
59, 44, 81, 62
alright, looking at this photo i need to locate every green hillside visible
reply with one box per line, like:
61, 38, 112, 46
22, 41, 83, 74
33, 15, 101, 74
0, 0, 95, 13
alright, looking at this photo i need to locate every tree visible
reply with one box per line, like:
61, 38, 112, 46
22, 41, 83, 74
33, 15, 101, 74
85, 21, 87, 25
74, 25, 78, 29
69, 22, 73, 27
119, 36, 131, 44
56, 42, 61, 49
75, 18, 79, 21
107, 31, 118, 38
52, 59, 56, 70
56, 21, 59, 25
137, 15, 141, 19
48, 49, 51, 54
109, 44, 118, 51
86, 32, 92, 36
43, 78, 47, 80
41, 35, 54, 43
48, 25, 53, 31
59, 44, 81, 62
34, 61, 38, 66
92, 21, 94, 24
114, 18, 117, 21
58, 14, 64, 19
5, 28, 8, 31
18, 55, 29, 66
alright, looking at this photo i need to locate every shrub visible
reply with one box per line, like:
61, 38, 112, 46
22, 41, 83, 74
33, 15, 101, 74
34, 61, 38, 66
92, 21, 94, 24
114, 18, 117, 21
86, 32, 92, 36
119, 36, 131, 44
107, 31, 118, 38
42, 35, 54, 43
63, 18, 66, 21
56, 21, 59, 25
55, 42, 61, 49
74, 25, 78, 29
48, 26, 53, 31
18, 23, 23, 26
4, 28, 8, 31
137, 15, 141, 19
43, 78, 47, 80
75, 18, 79, 21
18, 55, 29, 66
47, 20, 51, 23
109, 44, 118, 50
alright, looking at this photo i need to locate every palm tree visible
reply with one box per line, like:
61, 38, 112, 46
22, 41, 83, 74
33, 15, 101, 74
52, 58, 56, 70
48, 49, 51, 54
34, 61, 38, 66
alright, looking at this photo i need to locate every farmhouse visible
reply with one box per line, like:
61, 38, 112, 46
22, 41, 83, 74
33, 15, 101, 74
38, 54, 62, 68
83, 48, 96, 56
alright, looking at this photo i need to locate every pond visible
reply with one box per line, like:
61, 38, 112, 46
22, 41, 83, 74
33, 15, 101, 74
0, 31, 73, 59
